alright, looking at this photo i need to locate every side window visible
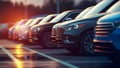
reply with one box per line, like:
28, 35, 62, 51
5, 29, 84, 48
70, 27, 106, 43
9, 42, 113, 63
68, 12, 79, 19
100, 0, 117, 13
63, 12, 79, 21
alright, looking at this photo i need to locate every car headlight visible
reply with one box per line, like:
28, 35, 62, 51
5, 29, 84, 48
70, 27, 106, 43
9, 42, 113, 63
37, 27, 40, 31
34, 27, 40, 31
25, 30, 28, 33
66, 24, 85, 31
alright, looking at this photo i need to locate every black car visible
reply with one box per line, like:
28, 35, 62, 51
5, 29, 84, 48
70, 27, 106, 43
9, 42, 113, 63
29, 14, 58, 43
29, 10, 80, 48
52, 0, 120, 54
51, 6, 93, 45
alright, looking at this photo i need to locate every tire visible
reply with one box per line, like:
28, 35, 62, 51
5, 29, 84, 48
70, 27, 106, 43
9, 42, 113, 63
41, 32, 56, 48
80, 30, 95, 55
65, 30, 95, 55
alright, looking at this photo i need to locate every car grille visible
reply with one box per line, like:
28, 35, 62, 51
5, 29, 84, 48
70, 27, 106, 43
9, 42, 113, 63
95, 22, 115, 37
51, 28, 56, 37
56, 27, 65, 40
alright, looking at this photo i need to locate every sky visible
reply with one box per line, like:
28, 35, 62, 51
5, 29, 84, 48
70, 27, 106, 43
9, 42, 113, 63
10, 0, 84, 6
74, 0, 82, 6
10, 0, 101, 7
10, 0, 48, 7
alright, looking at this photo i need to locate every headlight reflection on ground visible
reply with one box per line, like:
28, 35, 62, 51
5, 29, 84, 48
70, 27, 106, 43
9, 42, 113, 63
15, 44, 34, 68
15, 60, 23, 68
15, 44, 24, 68
15, 44, 24, 59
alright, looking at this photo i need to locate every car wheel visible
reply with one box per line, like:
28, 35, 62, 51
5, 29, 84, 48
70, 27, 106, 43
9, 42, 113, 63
41, 32, 56, 48
65, 30, 94, 55
80, 30, 95, 55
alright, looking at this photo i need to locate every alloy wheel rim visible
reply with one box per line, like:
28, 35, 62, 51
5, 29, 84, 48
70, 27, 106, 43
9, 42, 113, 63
83, 33, 94, 53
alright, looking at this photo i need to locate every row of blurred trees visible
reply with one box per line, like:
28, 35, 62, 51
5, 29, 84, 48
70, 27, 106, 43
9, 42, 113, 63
0, 0, 97, 25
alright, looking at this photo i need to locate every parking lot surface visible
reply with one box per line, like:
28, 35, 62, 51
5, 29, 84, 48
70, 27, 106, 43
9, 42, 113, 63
0, 39, 119, 68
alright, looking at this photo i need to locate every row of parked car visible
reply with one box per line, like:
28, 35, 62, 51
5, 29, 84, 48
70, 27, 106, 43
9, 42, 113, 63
9, 0, 120, 56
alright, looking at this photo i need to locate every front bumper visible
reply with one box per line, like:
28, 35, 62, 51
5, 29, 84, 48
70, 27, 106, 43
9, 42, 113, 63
8, 31, 13, 39
51, 27, 65, 44
94, 39, 115, 54
55, 34, 79, 46
18, 34, 29, 41
13, 30, 19, 40
52, 27, 80, 45
51, 28, 57, 43
28, 30, 41, 43
94, 28, 120, 54
18, 30, 29, 41
29, 33, 38, 42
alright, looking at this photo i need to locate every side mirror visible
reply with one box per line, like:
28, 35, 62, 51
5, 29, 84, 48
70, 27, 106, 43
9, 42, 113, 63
65, 18, 73, 21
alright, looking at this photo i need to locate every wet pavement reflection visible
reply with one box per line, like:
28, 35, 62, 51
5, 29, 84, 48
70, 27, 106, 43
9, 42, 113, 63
15, 44, 24, 59
9, 44, 51, 61
0, 39, 119, 68
0, 49, 12, 61
0, 40, 67, 68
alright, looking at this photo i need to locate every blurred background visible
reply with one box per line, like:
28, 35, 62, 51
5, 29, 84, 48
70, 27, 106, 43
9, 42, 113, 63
0, 0, 101, 26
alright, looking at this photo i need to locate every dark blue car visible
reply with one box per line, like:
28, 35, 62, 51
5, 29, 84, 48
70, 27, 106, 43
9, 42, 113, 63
94, 12, 120, 55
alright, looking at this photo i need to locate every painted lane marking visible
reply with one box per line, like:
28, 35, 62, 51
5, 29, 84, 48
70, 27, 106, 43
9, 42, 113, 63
23, 46, 79, 68
0, 45, 32, 68
0, 45, 20, 62
0, 45, 26, 68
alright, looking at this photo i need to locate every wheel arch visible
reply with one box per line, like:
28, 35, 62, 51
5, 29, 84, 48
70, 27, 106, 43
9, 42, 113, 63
79, 27, 95, 38
39, 28, 52, 43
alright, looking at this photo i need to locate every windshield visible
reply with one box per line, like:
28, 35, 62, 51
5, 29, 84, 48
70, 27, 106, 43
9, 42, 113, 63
29, 18, 42, 27
38, 15, 56, 25
16, 20, 27, 25
107, 1, 120, 13
83, 0, 114, 17
75, 7, 93, 19
25, 19, 33, 26
50, 11, 69, 23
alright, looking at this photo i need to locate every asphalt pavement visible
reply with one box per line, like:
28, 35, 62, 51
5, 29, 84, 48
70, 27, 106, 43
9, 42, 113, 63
0, 39, 119, 68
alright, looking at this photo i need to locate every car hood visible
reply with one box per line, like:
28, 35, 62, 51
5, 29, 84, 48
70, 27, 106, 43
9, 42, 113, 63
31, 22, 56, 29
59, 13, 108, 27
99, 12, 120, 22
